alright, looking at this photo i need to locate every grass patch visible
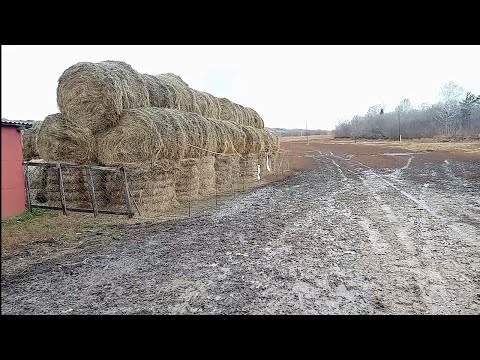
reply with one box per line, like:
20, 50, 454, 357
2, 208, 48, 228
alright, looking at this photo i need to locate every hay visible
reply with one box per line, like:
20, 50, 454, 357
243, 126, 264, 154
214, 154, 240, 190
31, 166, 92, 208
240, 154, 260, 184
96, 107, 187, 165
57, 60, 265, 131
26, 166, 48, 204
149, 73, 194, 111
45, 167, 110, 210
197, 156, 216, 196
248, 108, 265, 129
37, 113, 98, 164
260, 128, 280, 154
175, 158, 199, 203
96, 107, 277, 166
22, 121, 42, 160
181, 112, 218, 157
102, 162, 178, 213
57, 60, 150, 134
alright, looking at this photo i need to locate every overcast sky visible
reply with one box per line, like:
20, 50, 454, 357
2, 45, 480, 130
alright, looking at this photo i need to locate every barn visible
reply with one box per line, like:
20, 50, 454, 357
1, 119, 32, 219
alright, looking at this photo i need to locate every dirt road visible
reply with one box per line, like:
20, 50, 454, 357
2, 141, 479, 314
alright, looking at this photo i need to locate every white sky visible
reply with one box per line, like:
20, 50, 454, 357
2, 45, 480, 130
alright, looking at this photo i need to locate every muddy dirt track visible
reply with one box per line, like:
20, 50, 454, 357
2, 141, 480, 314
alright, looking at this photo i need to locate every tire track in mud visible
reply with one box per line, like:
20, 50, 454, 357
318, 151, 479, 314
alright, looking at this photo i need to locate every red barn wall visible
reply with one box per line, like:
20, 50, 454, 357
1, 126, 27, 219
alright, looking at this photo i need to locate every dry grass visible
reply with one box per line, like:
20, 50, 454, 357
386, 140, 480, 153
281, 135, 480, 154
1, 209, 143, 256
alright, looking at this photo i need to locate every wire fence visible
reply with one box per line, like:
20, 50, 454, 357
24, 149, 292, 221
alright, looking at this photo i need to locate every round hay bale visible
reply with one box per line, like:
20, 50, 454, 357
242, 126, 264, 154
248, 108, 265, 129
97, 108, 187, 165
223, 121, 246, 155
261, 128, 280, 153
37, 113, 98, 164
209, 119, 235, 154
57, 60, 150, 134
22, 121, 42, 160
156, 73, 194, 112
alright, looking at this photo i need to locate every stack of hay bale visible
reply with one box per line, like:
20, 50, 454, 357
29, 60, 279, 213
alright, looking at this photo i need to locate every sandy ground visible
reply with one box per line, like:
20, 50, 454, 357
2, 139, 479, 314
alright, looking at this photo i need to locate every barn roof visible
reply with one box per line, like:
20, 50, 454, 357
1, 118, 33, 129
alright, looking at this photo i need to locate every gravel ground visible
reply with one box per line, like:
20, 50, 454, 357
2, 147, 479, 314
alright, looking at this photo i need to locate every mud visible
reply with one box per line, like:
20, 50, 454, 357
2, 142, 479, 314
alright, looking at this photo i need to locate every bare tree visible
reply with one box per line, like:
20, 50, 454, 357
351, 115, 361, 142
334, 82, 480, 140
366, 104, 384, 117
435, 82, 464, 136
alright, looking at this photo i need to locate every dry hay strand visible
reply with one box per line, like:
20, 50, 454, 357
22, 121, 42, 160
102, 162, 178, 213
214, 154, 240, 190
197, 156, 216, 196
57, 60, 150, 134
37, 113, 98, 164
97, 108, 187, 166
175, 158, 200, 203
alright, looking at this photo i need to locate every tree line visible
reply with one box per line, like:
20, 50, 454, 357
273, 128, 331, 137
335, 82, 480, 140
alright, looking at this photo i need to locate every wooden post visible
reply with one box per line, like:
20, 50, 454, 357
57, 164, 67, 215
120, 167, 134, 218
24, 164, 32, 212
86, 167, 98, 217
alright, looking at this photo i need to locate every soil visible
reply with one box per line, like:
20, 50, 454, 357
2, 139, 479, 314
